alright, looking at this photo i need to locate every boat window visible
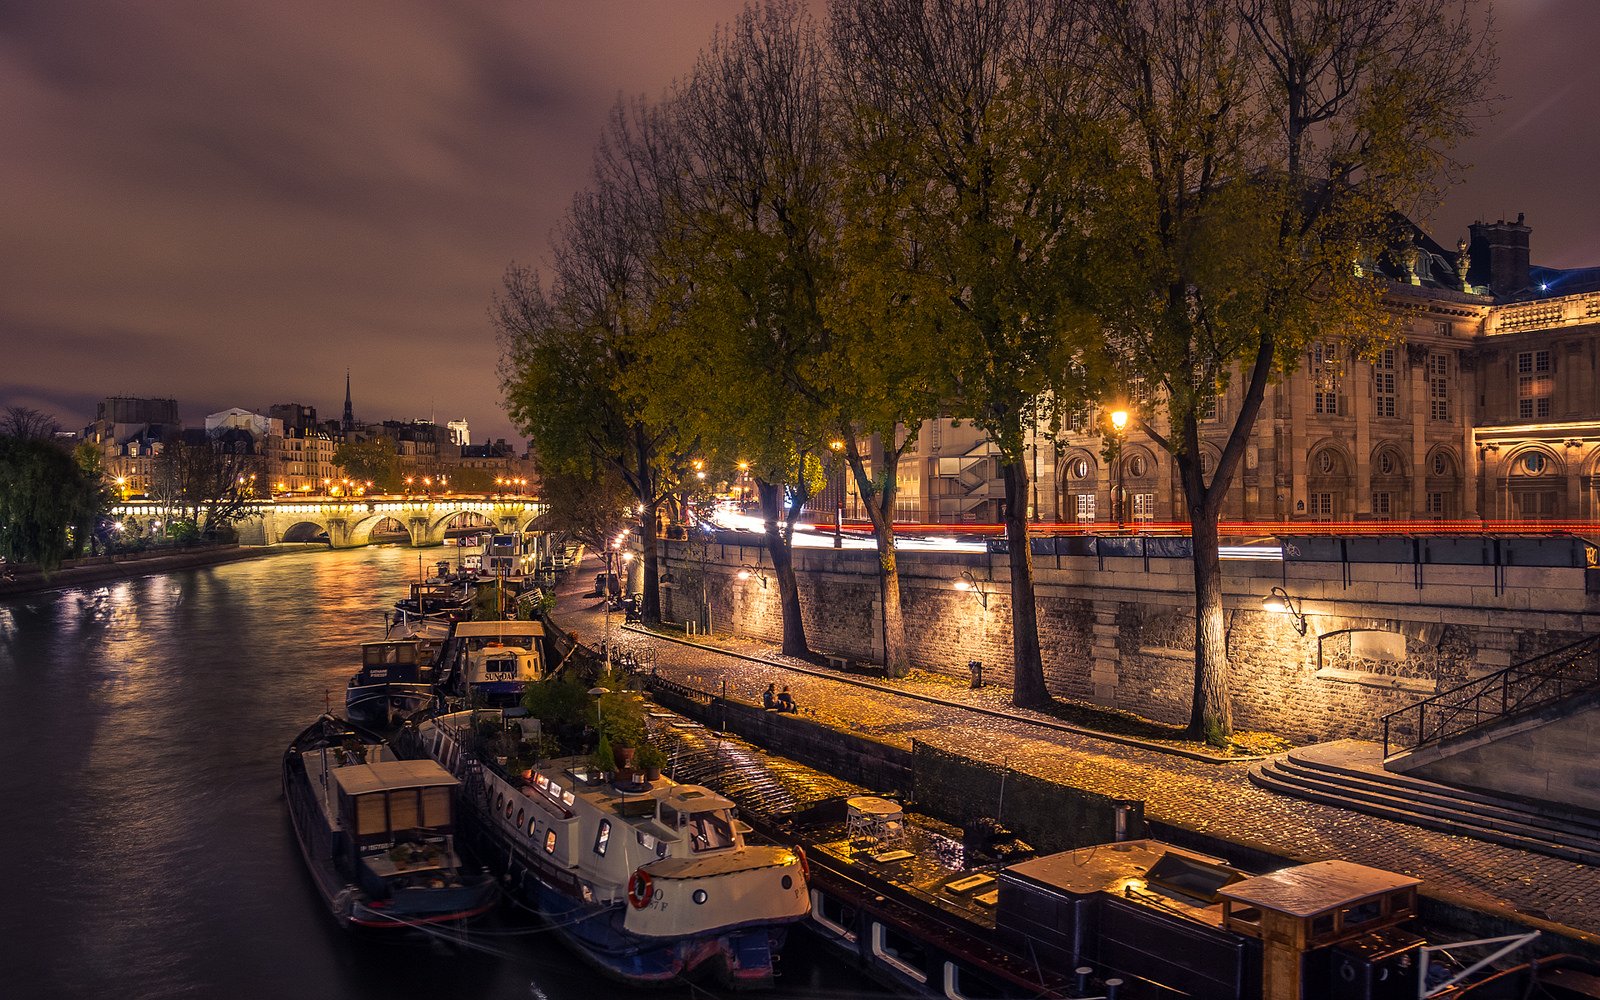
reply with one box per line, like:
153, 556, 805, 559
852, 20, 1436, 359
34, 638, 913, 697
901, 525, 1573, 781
546, 780, 563, 802
535, 773, 549, 790
421, 787, 451, 827
496, 792, 505, 814
504, 799, 515, 820
1228, 906, 1262, 926
528, 817, 537, 838
561, 790, 575, 807
688, 811, 735, 853
594, 820, 611, 856
516, 808, 525, 828
1342, 899, 1382, 927
637, 831, 656, 851
388, 790, 419, 832
660, 805, 680, 828
1311, 914, 1336, 938
544, 829, 558, 854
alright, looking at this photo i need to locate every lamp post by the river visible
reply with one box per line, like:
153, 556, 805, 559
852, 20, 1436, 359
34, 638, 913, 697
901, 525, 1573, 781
1109, 409, 1128, 532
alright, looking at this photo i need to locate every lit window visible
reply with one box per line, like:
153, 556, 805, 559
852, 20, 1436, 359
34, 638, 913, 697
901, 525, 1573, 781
1311, 343, 1342, 415
1074, 493, 1096, 524
1518, 351, 1553, 419
545, 829, 558, 854
1373, 349, 1396, 418
1429, 353, 1450, 421
594, 820, 611, 856
1132, 493, 1155, 521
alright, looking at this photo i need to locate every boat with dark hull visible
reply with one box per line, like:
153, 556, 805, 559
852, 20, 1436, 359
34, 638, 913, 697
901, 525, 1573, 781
345, 639, 436, 728
398, 709, 809, 989
281, 715, 497, 931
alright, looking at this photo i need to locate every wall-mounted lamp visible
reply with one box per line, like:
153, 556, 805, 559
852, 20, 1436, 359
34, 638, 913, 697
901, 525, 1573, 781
953, 570, 989, 608
736, 565, 768, 589
659, 570, 676, 589
1263, 586, 1308, 635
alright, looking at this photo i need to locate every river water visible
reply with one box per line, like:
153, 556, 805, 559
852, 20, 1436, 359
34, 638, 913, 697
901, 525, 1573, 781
0, 546, 875, 1000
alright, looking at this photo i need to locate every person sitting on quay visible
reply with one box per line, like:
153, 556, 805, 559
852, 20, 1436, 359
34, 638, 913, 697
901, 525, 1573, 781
762, 683, 777, 710
776, 686, 797, 713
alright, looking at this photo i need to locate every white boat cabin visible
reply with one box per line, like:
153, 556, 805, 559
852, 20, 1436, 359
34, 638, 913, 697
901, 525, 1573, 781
416, 711, 809, 939
451, 621, 546, 691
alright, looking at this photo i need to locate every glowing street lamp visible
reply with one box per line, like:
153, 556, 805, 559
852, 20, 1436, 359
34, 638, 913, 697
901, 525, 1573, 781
1108, 409, 1129, 531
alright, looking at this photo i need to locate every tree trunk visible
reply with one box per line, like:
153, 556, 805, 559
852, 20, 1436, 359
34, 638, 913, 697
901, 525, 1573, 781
639, 499, 661, 624
1186, 506, 1232, 743
845, 437, 910, 678
1002, 458, 1048, 707
878, 539, 909, 678
758, 480, 810, 658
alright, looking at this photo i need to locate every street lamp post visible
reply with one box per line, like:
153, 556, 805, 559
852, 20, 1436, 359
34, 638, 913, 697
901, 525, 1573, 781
1109, 409, 1129, 532
828, 439, 845, 548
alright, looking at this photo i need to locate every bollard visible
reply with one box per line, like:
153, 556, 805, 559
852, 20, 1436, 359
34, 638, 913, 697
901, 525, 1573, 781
968, 659, 984, 689
1105, 978, 1123, 999
1074, 967, 1093, 994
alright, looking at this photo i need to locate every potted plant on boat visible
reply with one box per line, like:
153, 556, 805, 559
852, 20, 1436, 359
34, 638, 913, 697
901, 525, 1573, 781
636, 741, 666, 782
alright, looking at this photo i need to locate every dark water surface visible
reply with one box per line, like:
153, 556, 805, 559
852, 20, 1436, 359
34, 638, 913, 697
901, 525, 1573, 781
0, 546, 876, 1000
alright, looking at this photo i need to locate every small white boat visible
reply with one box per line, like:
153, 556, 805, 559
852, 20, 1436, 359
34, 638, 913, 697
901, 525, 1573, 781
401, 709, 809, 988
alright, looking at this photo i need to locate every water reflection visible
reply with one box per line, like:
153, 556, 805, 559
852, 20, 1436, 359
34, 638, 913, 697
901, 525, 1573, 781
0, 547, 874, 1000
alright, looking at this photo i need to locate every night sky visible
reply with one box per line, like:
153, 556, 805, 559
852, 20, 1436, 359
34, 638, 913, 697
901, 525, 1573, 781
2, 0, 1596, 445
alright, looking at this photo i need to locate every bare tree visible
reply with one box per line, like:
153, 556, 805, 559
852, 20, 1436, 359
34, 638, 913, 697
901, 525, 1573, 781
1, 407, 61, 440
1082, 0, 1495, 740
150, 434, 264, 539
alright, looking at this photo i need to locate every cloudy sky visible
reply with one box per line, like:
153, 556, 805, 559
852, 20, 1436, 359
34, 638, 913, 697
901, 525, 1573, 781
2, 0, 1596, 445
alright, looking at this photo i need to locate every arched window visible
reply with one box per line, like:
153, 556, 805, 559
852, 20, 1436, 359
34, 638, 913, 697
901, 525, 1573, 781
1521, 453, 1548, 476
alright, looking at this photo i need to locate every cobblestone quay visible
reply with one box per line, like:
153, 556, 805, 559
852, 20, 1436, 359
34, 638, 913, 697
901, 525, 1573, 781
551, 557, 1600, 947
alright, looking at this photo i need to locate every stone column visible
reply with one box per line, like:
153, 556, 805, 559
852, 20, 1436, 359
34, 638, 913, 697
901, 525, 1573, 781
1090, 601, 1121, 705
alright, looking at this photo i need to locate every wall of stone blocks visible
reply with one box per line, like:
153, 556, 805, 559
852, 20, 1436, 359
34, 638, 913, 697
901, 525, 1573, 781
655, 539, 1600, 742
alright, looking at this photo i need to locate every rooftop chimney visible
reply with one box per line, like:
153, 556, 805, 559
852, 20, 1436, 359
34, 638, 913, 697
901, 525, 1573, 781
1468, 214, 1531, 299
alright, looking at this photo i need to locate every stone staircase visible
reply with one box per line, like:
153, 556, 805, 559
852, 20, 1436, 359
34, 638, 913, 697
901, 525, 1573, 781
1249, 740, 1600, 865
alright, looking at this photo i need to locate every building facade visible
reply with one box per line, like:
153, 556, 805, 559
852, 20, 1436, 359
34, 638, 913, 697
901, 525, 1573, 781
883, 216, 1600, 527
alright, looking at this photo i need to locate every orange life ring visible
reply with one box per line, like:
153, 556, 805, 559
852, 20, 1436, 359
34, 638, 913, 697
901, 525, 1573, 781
627, 869, 654, 909
796, 846, 809, 880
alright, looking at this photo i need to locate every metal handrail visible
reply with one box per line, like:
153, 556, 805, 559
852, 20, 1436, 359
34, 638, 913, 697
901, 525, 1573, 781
1382, 633, 1600, 757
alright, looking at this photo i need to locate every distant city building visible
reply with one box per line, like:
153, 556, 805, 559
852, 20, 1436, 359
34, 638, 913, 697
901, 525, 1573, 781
84, 396, 181, 496
867, 214, 1600, 526
447, 419, 470, 447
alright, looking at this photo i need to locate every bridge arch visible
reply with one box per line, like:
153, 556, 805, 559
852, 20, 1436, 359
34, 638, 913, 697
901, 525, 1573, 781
280, 520, 331, 544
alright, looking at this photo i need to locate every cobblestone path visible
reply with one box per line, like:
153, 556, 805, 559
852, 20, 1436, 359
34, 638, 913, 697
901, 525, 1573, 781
552, 563, 1599, 936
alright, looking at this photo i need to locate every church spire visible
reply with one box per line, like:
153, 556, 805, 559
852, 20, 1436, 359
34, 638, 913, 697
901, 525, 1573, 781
342, 370, 354, 431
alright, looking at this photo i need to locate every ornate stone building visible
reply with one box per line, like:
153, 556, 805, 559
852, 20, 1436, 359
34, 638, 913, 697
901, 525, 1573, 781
882, 216, 1600, 527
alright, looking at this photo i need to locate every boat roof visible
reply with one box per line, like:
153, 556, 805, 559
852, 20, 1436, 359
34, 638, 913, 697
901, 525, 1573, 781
1004, 839, 1230, 898
333, 759, 457, 796
661, 785, 735, 813
1217, 860, 1420, 917
454, 621, 544, 638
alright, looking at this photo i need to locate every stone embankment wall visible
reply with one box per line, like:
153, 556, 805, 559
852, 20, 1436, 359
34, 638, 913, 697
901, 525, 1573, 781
657, 536, 1600, 743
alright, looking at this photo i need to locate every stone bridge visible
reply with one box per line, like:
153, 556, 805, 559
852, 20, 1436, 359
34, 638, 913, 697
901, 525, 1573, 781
109, 496, 547, 549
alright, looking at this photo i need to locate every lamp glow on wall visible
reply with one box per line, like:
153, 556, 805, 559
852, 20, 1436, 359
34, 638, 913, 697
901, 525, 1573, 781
736, 564, 768, 589
1263, 586, 1309, 635
953, 570, 989, 608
